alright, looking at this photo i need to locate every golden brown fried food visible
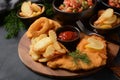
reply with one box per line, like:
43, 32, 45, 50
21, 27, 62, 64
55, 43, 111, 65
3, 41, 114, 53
77, 35, 107, 69
20, 1, 33, 17
29, 30, 68, 62
47, 35, 107, 71
94, 8, 120, 29
19, 1, 44, 17
47, 55, 81, 71
26, 17, 61, 39
94, 8, 114, 25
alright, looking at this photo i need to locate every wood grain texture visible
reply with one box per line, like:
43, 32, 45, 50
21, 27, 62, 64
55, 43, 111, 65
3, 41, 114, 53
18, 33, 120, 77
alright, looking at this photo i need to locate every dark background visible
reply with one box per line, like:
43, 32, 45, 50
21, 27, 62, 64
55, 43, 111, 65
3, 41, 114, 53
0, 0, 120, 80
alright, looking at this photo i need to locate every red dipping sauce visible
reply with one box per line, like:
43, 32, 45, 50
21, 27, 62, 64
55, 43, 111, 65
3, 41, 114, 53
58, 31, 78, 41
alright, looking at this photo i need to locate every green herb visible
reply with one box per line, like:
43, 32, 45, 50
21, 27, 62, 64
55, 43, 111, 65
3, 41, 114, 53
4, 10, 25, 39
68, 50, 91, 64
3, 2, 26, 39
3, 0, 54, 39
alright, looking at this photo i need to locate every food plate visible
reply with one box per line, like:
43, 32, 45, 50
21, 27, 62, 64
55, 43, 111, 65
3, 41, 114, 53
18, 32, 120, 77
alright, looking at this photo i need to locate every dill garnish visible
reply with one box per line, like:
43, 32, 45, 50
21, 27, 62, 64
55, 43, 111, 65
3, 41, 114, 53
3, 1, 54, 39
4, 10, 25, 39
3, 2, 25, 39
68, 50, 91, 64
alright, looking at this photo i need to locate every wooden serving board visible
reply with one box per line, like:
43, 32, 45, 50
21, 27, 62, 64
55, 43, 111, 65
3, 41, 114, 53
18, 33, 120, 77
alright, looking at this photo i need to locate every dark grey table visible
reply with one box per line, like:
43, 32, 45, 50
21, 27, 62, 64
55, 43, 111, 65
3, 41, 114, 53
0, 25, 120, 80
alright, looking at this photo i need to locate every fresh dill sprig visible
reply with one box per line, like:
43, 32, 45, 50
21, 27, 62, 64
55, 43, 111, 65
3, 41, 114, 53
68, 50, 91, 64
3, 0, 54, 39
3, 1, 26, 39
4, 10, 25, 39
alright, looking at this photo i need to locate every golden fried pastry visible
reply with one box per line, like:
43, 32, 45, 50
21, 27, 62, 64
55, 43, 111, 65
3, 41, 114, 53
47, 35, 107, 71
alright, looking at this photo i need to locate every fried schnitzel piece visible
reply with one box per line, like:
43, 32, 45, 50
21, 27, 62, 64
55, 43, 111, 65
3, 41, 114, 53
77, 35, 107, 68
47, 55, 81, 71
47, 35, 107, 71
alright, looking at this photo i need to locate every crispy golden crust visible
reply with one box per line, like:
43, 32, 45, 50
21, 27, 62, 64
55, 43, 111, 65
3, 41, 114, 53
20, 1, 44, 17
26, 17, 61, 39
47, 35, 107, 71
29, 30, 68, 62
77, 35, 107, 69
27, 17, 108, 71
47, 55, 82, 71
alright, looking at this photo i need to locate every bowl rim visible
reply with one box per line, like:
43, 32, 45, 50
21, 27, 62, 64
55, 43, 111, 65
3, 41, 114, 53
17, 4, 45, 19
52, 0, 97, 14
89, 11, 120, 30
56, 25, 81, 42
101, 0, 120, 10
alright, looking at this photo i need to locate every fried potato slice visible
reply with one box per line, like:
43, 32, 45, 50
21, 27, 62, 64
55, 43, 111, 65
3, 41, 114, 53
34, 37, 52, 52
53, 42, 61, 50
38, 57, 49, 62
100, 24, 112, 29
103, 15, 117, 24
53, 42, 67, 53
19, 12, 26, 17
20, 1, 45, 18
43, 45, 55, 58
49, 30, 57, 42
31, 3, 42, 12
95, 8, 114, 24
43, 30, 67, 59
43, 44, 67, 60
99, 8, 113, 20
94, 8, 120, 29
21, 2, 33, 17
30, 12, 40, 17
31, 34, 47, 45
30, 52, 40, 61
29, 46, 40, 61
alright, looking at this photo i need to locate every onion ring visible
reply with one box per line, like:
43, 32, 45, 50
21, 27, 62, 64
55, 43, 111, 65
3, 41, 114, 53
26, 17, 61, 39
26, 17, 49, 38
48, 19, 61, 30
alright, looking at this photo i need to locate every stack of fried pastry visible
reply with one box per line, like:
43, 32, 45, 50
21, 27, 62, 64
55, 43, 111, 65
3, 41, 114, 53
26, 17, 107, 71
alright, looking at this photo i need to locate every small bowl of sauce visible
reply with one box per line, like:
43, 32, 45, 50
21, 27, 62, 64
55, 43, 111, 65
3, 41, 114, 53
56, 25, 80, 51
